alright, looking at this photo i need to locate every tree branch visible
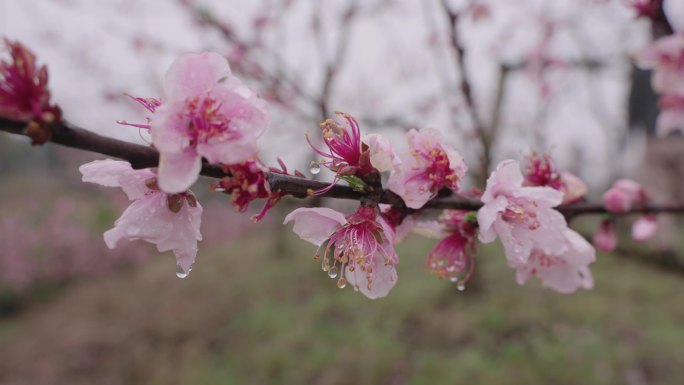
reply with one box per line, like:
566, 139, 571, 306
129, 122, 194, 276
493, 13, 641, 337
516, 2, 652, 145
3, 117, 684, 216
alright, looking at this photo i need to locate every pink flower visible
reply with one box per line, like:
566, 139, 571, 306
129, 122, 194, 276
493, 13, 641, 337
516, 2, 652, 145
602, 179, 648, 213
388, 128, 467, 209
307, 112, 374, 193
284, 206, 399, 299
151, 52, 268, 193
632, 214, 658, 242
592, 219, 617, 252
477, 160, 568, 265
80, 159, 203, 277
418, 210, 478, 288
656, 94, 684, 136
211, 159, 283, 222
636, 33, 684, 94
524, 152, 587, 204
0, 38, 61, 144
514, 229, 595, 294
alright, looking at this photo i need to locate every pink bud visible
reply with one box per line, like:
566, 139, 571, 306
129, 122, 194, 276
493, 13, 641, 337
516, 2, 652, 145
560, 172, 587, 205
631, 214, 658, 242
602, 179, 647, 214
592, 220, 617, 253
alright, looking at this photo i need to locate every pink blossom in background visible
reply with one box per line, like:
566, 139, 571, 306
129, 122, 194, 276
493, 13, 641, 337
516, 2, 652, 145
635, 32, 684, 94
632, 214, 659, 242
284, 206, 399, 299
656, 93, 684, 136
80, 159, 203, 276
388, 128, 467, 209
602, 179, 648, 214
477, 160, 568, 265
593, 219, 618, 252
151, 52, 268, 193
514, 229, 595, 294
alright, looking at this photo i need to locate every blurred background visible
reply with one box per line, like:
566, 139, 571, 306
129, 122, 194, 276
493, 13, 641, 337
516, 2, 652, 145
2, 0, 684, 384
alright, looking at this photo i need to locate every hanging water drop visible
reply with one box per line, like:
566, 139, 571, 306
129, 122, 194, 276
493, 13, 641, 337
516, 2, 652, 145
457, 282, 466, 291
449, 276, 459, 283
337, 277, 347, 288
309, 161, 321, 175
328, 266, 338, 278
213, 187, 226, 192
176, 264, 190, 279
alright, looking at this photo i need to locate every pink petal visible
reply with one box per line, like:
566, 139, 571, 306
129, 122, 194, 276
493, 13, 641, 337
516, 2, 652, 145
104, 193, 203, 272
150, 100, 191, 154
481, 160, 525, 203
476, 195, 509, 243
592, 220, 617, 252
560, 172, 587, 204
164, 52, 232, 100
283, 207, 347, 246
632, 214, 658, 242
157, 149, 202, 194
365, 133, 400, 173
79, 159, 132, 187
345, 261, 398, 299
80, 159, 154, 200
656, 107, 684, 137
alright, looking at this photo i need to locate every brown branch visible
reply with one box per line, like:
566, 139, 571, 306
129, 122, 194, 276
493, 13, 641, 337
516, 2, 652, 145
3, 117, 684, 216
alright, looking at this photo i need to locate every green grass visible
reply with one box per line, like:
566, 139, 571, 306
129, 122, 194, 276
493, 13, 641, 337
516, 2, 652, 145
2, 214, 684, 384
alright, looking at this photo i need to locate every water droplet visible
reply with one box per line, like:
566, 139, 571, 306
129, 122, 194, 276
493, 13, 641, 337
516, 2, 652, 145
328, 266, 338, 278
309, 161, 321, 175
337, 277, 347, 288
213, 187, 226, 192
457, 283, 466, 291
176, 264, 190, 279
449, 276, 459, 283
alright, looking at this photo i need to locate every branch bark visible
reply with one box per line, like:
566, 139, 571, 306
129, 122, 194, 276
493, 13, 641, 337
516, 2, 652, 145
3, 117, 684, 216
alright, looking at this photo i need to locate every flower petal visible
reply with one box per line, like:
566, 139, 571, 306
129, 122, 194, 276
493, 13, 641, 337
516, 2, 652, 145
345, 262, 398, 299
157, 149, 202, 194
164, 52, 232, 100
283, 207, 347, 246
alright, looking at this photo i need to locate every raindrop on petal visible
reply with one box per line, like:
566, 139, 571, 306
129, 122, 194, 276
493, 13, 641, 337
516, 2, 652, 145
328, 266, 338, 278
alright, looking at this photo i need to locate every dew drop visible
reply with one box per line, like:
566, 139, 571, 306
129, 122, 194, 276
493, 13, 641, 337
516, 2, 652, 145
309, 161, 321, 175
449, 276, 459, 283
328, 266, 338, 279
213, 187, 226, 192
337, 277, 347, 288
176, 264, 190, 279
457, 283, 466, 291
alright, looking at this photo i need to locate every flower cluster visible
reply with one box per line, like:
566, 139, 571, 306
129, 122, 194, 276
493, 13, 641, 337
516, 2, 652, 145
0, 39, 61, 144
593, 179, 658, 252
3, 42, 669, 300
79, 52, 271, 277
